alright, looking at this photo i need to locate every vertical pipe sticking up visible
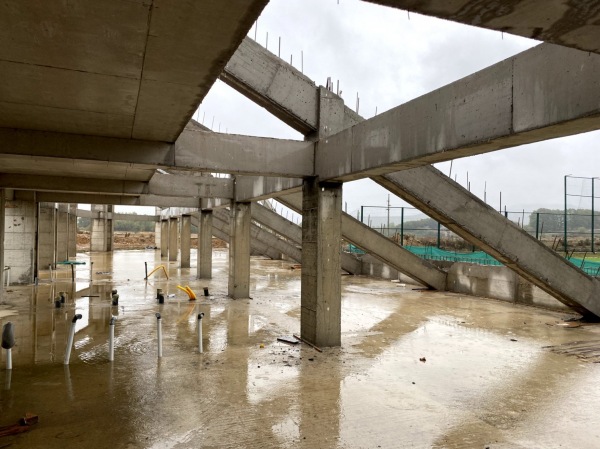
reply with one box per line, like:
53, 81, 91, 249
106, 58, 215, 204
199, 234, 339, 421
2, 322, 14, 370
197, 312, 205, 353
64, 314, 82, 365
108, 317, 116, 362
156, 313, 162, 358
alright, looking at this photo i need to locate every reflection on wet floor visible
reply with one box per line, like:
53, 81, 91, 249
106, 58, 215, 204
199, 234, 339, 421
1, 249, 600, 448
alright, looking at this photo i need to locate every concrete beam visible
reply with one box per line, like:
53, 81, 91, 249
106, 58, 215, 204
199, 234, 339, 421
148, 173, 233, 199
362, 1, 600, 55
208, 213, 282, 261
0, 128, 313, 178
235, 176, 302, 202
2, 172, 233, 199
77, 210, 159, 222
28, 192, 203, 208
317, 43, 600, 181
252, 203, 302, 244
214, 208, 301, 263
279, 193, 446, 289
201, 197, 231, 210
251, 202, 362, 275
222, 37, 320, 136
373, 167, 600, 317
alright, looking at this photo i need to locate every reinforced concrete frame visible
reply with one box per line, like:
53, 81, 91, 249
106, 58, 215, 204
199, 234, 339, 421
2, 2, 600, 347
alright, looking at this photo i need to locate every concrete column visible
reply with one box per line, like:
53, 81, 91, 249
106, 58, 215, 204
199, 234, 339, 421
0, 190, 5, 299
197, 210, 213, 279
38, 203, 56, 270
228, 202, 251, 299
301, 178, 343, 347
160, 219, 168, 258
106, 205, 114, 252
180, 214, 191, 268
55, 204, 69, 262
67, 204, 77, 259
168, 217, 178, 262
154, 215, 161, 249
5, 194, 37, 284
91, 205, 109, 252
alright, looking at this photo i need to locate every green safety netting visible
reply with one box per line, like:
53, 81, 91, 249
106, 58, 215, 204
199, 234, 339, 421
569, 257, 600, 276
348, 243, 600, 277
403, 246, 502, 266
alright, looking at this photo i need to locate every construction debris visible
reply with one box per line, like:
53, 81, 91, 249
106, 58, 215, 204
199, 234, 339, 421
293, 334, 322, 353
277, 336, 299, 345
0, 413, 38, 438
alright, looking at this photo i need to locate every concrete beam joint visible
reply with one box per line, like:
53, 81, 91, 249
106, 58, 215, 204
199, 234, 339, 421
316, 44, 600, 181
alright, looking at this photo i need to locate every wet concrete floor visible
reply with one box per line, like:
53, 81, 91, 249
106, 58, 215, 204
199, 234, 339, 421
1, 249, 600, 448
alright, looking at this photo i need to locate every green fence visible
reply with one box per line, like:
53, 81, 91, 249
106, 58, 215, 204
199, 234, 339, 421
400, 246, 600, 276
356, 206, 600, 253
352, 205, 600, 277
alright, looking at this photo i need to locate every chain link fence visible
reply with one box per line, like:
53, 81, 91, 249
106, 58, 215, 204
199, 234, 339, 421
353, 205, 600, 276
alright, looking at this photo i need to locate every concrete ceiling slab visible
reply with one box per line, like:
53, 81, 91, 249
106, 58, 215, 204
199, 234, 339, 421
131, 0, 269, 141
0, 0, 268, 141
363, 1, 600, 54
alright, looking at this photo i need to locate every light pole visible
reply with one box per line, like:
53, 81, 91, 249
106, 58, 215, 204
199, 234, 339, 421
564, 175, 571, 255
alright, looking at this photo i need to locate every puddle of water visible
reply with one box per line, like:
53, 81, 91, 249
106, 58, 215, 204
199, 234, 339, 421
0, 249, 599, 448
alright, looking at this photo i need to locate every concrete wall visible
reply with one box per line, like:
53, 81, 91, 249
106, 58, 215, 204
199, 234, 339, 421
4, 199, 36, 284
360, 254, 572, 312
447, 263, 571, 312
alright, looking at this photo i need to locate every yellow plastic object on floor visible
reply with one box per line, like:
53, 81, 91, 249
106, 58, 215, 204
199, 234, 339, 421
147, 264, 169, 280
176, 285, 196, 300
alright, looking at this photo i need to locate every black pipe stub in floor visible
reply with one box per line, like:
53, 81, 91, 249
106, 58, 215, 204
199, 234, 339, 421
203, 287, 209, 296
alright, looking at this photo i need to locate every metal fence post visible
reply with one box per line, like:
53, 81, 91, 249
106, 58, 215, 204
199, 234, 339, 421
592, 178, 595, 253
564, 175, 568, 254
400, 207, 404, 246
535, 212, 540, 240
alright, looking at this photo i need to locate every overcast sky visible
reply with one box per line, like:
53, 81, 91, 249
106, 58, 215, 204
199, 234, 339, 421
194, 0, 600, 218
